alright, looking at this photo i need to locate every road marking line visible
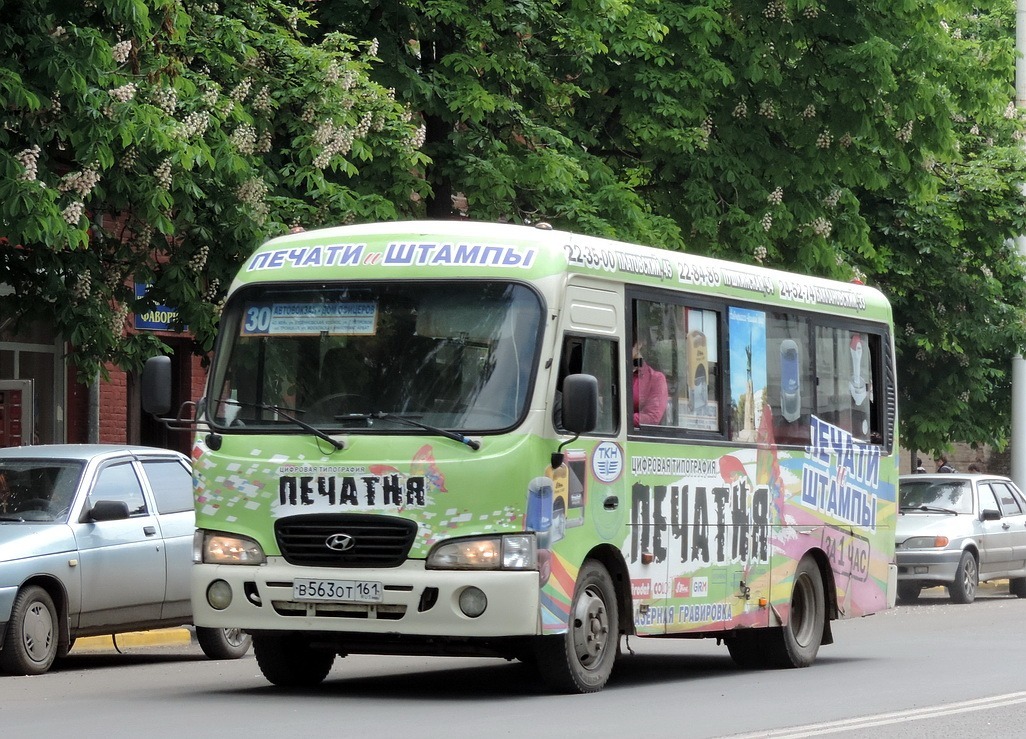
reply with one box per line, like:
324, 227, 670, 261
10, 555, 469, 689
727, 692, 1026, 738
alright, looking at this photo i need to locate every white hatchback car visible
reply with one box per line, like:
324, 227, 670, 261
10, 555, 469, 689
896, 473, 1026, 604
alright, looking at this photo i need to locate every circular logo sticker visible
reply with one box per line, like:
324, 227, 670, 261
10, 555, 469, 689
591, 441, 624, 484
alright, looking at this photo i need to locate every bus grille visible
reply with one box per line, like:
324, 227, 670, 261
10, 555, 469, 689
275, 514, 418, 568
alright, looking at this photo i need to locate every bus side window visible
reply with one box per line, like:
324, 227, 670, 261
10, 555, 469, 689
814, 326, 881, 442
766, 313, 813, 446
633, 298, 721, 434
554, 336, 618, 435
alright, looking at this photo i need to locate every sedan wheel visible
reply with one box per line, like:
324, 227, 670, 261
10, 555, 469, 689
0, 585, 59, 675
896, 582, 922, 604
949, 551, 978, 604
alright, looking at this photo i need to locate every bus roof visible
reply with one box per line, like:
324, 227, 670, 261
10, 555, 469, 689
232, 220, 891, 322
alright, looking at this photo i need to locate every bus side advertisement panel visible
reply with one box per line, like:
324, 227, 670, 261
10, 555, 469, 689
624, 415, 897, 635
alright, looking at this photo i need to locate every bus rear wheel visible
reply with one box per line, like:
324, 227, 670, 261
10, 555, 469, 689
729, 557, 826, 669
532, 560, 618, 693
769, 556, 826, 667
253, 634, 335, 687
726, 630, 768, 669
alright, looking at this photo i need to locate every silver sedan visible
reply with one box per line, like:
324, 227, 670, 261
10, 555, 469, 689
895, 473, 1026, 604
0, 444, 251, 674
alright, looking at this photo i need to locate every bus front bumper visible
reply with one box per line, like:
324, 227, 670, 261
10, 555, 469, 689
191, 558, 543, 639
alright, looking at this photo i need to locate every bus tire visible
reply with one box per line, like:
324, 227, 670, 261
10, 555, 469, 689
766, 556, 825, 668
948, 551, 978, 604
532, 560, 618, 693
726, 630, 768, 669
197, 626, 252, 660
1010, 577, 1026, 598
0, 585, 59, 675
253, 634, 335, 687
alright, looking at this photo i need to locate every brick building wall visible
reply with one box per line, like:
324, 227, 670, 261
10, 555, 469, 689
99, 363, 128, 443
61, 339, 207, 453
901, 445, 1010, 476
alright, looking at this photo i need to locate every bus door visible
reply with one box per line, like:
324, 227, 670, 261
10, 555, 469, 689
549, 286, 635, 620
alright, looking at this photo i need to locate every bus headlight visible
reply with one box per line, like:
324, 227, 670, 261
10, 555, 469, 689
196, 530, 266, 564
427, 534, 537, 570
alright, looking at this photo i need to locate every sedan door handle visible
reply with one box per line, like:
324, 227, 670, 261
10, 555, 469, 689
143, 525, 157, 536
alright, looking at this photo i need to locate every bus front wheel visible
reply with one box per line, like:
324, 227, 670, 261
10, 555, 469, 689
532, 560, 618, 693
253, 634, 335, 687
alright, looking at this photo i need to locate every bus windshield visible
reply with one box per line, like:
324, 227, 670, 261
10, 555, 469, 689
208, 281, 544, 434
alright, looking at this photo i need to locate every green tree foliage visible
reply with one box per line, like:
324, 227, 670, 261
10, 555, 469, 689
868, 6, 1026, 454
315, 0, 1026, 453
314, 0, 683, 244
3, 0, 1024, 453
0, 0, 426, 380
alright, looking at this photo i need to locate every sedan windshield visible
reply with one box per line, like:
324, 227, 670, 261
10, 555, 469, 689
899, 480, 973, 514
0, 460, 84, 522
208, 281, 544, 434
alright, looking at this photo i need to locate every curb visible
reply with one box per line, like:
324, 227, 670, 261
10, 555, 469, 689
72, 627, 193, 652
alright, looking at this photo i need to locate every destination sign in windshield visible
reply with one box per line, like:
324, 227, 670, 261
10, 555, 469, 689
241, 302, 378, 336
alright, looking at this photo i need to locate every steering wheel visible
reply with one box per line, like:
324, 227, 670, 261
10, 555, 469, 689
305, 393, 368, 420
17, 498, 52, 512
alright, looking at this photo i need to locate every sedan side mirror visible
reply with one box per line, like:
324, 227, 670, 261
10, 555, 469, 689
88, 500, 131, 522
981, 508, 1001, 522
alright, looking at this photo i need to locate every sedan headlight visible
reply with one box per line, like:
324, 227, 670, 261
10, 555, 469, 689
427, 534, 537, 570
195, 529, 266, 564
900, 535, 950, 549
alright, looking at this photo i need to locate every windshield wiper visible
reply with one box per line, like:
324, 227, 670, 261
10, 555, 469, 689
219, 400, 346, 451
900, 505, 958, 515
341, 411, 480, 451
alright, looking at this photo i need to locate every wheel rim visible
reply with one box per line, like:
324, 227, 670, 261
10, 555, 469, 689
962, 557, 978, 600
23, 599, 55, 663
790, 572, 818, 647
571, 584, 610, 670
223, 628, 247, 648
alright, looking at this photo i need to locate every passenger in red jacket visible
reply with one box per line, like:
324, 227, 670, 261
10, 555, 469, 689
632, 339, 668, 426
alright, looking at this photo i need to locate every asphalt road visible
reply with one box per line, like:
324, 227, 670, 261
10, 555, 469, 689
4, 580, 1022, 739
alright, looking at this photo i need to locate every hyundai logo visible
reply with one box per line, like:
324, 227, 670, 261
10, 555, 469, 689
325, 533, 356, 552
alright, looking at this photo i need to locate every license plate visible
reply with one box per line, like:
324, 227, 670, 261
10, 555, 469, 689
293, 579, 383, 603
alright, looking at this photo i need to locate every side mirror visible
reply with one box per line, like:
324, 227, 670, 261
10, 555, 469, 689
142, 355, 172, 416
981, 508, 1001, 522
88, 500, 130, 522
561, 374, 599, 435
